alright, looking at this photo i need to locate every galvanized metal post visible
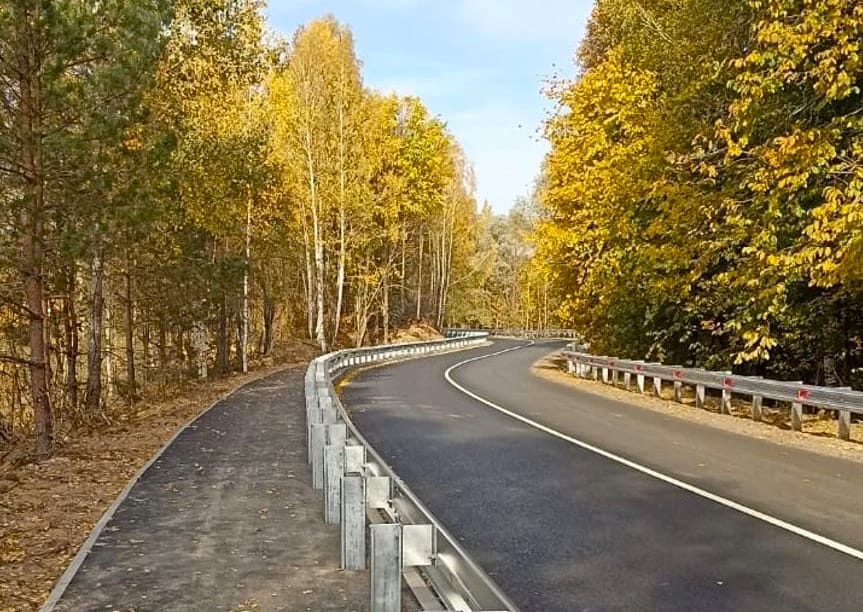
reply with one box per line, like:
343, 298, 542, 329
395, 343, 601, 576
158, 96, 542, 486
695, 384, 706, 410
637, 374, 645, 394
306, 388, 321, 464
838, 410, 851, 441
721, 389, 732, 415
611, 369, 619, 387
328, 422, 347, 447
751, 395, 763, 421
653, 376, 662, 398
344, 444, 366, 474
367, 476, 392, 510
341, 475, 366, 570
673, 380, 683, 403
402, 524, 434, 567
624, 372, 632, 391
370, 524, 402, 612
310, 423, 325, 490
602, 367, 609, 384
324, 444, 344, 524
791, 402, 804, 431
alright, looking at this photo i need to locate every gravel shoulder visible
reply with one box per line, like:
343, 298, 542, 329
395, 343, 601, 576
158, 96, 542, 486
532, 354, 863, 465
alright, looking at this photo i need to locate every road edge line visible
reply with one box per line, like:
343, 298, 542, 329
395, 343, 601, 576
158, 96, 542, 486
443, 346, 863, 562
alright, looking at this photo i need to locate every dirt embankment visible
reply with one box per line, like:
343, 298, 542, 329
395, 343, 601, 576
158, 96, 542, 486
388, 320, 443, 343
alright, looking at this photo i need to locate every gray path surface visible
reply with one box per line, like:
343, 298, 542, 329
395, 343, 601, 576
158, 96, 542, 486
52, 368, 375, 612
343, 339, 863, 612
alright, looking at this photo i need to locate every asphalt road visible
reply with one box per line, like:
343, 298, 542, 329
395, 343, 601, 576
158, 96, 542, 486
342, 339, 863, 612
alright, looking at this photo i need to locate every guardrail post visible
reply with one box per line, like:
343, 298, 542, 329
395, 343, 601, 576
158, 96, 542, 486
637, 374, 645, 393
367, 476, 392, 510
721, 389, 732, 415
306, 388, 320, 464
320, 389, 338, 425
341, 475, 366, 570
653, 376, 662, 398
324, 443, 345, 524
311, 423, 325, 490
611, 369, 619, 387
623, 372, 632, 391
838, 410, 851, 440
345, 444, 366, 474
751, 395, 763, 421
673, 380, 683, 403
370, 524, 402, 612
567, 359, 574, 374
791, 402, 804, 431
695, 384, 706, 409
592, 366, 599, 381
402, 524, 434, 567
602, 367, 609, 384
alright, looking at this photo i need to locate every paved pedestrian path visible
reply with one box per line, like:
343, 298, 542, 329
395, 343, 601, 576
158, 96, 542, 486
48, 368, 376, 612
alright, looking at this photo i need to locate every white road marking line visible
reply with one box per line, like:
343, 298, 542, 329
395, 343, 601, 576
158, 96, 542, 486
444, 342, 863, 561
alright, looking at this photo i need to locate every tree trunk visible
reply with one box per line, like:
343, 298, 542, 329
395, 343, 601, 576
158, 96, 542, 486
216, 297, 229, 376
84, 250, 104, 419
305, 134, 327, 352
105, 283, 114, 403
158, 318, 168, 372
241, 197, 251, 373
141, 318, 150, 386
334, 97, 347, 347
400, 229, 407, 313
415, 231, 424, 320
17, 6, 52, 454
382, 264, 390, 344
381, 241, 390, 344
124, 255, 136, 403
63, 266, 79, 415
261, 294, 276, 355
231, 312, 245, 373
301, 215, 314, 340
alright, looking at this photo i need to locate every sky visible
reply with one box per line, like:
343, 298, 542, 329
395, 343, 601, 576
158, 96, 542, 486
264, 0, 593, 214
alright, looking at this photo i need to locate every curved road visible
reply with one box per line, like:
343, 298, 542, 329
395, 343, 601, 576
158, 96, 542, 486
342, 339, 863, 612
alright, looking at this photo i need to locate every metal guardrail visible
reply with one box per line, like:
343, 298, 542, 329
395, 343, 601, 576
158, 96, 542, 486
561, 348, 860, 441
445, 327, 580, 340
305, 333, 517, 612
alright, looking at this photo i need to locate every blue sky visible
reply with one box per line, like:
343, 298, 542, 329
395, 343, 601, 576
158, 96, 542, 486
264, 0, 592, 213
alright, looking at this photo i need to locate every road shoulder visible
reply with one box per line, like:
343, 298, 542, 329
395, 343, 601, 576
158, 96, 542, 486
532, 354, 863, 464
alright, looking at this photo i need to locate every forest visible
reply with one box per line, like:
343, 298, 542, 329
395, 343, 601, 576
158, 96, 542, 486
535, 0, 863, 387
6, 0, 861, 458
0, 1, 545, 457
